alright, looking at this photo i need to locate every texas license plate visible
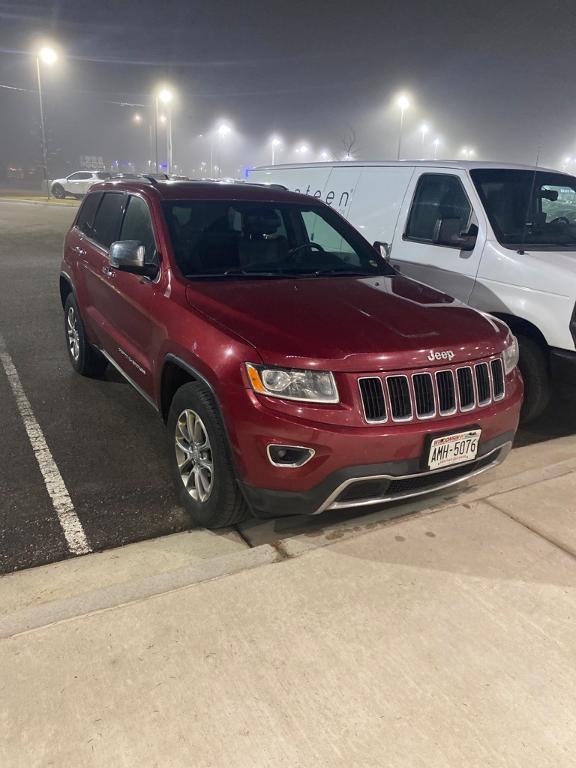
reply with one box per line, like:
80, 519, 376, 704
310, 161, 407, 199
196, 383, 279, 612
427, 430, 481, 470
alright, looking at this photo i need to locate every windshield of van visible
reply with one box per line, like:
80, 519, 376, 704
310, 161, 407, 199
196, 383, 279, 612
163, 200, 394, 278
471, 169, 576, 250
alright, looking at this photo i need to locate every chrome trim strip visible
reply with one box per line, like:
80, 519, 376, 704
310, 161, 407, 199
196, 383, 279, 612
99, 349, 158, 412
313, 442, 511, 515
266, 444, 316, 468
358, 376, 388, 423
490, 357, 506, 401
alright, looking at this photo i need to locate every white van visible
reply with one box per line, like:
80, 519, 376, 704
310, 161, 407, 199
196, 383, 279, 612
248, 160, 576, 422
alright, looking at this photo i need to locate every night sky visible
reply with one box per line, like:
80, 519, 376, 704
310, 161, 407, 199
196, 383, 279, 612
1, 0, 575, 175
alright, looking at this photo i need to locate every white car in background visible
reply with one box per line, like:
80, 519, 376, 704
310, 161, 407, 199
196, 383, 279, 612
50, 170, 111, 198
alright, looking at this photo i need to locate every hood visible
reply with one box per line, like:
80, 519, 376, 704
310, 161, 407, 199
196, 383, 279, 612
185, 275, 508, 372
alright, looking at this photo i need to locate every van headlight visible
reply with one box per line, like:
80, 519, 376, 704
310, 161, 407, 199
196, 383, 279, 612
245, 363, 339, 403
502, 333, 519, 375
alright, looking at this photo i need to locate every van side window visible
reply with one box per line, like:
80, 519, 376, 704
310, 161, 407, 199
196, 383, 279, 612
405, 174, 472, 246
75, 192, 102, 237
91, 192, 126, 249
120, 195, 157, 265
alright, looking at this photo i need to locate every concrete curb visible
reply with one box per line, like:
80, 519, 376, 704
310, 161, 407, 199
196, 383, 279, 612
0, 543, 283, 640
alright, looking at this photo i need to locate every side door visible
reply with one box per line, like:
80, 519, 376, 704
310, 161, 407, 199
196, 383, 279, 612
95, 194, 164, 395
65, 171, 92, 195
390, 171, 484, 303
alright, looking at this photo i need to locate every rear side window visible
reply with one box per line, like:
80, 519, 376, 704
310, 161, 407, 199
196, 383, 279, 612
92, 192, 126, 248
75, 192, 102, 237
120, 196, 157, 263
405, 174, 472, 244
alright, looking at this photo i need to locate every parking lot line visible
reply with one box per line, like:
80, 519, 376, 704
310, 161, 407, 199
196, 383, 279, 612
0, 335, 91, 556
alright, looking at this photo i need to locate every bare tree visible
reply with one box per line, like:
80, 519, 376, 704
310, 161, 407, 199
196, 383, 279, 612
340, 128, 359, 159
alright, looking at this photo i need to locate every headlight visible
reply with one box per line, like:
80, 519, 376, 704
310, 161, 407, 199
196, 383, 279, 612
245, 363, 339, 403
502, 333, 519, 375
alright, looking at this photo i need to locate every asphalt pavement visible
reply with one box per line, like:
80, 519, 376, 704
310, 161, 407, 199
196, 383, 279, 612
1, 199, 576, 574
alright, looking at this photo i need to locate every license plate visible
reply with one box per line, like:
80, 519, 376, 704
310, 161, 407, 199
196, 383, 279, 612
427, 429, 481, 470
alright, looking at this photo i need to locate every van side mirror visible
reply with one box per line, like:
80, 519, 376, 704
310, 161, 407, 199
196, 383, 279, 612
434, 219, 478, 251
109, 240, 155, 276
373, 240, 391, 260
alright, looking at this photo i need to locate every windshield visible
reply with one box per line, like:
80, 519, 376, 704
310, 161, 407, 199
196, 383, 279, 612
163, 200, 394, 278
471, 169, 576, 250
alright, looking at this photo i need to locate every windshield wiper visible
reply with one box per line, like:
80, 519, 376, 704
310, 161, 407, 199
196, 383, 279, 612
304, 268, 378, 277
186, 269, 300, 279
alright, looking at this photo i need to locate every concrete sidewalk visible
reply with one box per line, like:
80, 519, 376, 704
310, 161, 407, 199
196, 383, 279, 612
2, 471, 576, 767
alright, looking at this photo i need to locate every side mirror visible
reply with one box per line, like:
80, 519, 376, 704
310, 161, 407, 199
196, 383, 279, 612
109, 240, 152, 275
434, 219, 478, 251
373, 240, 391, 260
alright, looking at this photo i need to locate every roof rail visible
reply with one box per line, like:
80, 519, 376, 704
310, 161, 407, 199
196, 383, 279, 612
141, 174, 170, 185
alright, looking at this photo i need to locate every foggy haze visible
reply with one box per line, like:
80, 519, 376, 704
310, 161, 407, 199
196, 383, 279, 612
1, 0, 575, 177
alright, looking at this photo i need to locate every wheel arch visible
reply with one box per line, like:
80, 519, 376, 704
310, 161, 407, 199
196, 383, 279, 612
59, 272, 74, 308
160, 355, 221, 423
490, 312, 549, 352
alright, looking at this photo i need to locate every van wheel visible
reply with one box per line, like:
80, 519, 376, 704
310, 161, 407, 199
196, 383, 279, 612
52, 184, 65, 199
167, 382, 250, 529
517, 334, 550, 424
64, 294, 108, 377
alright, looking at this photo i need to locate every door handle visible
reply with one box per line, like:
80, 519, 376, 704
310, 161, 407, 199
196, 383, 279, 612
101, 265, 114, 278
72, 246, 86, 256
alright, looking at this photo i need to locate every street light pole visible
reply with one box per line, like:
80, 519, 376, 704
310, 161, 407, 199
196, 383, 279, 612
395, 94, 410, 161
35, 56, 49, 199
154, 96, 159, 174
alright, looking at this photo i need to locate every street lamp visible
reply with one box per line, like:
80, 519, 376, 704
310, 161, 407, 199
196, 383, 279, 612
296, 143, 310, 156
154, 86, 174, 174
395, 93, 411, 160
433, 137, 441, 160
319, 149, 331, 161
270, 135, 282, 165
419, 123, 430, 156
133, 113, 142, 124
213, 121, 232, 177
36, 45, 59, 198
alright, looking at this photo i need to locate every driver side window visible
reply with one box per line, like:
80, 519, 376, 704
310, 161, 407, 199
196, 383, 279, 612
120, 195, 158, 266
405, 174, 472, 247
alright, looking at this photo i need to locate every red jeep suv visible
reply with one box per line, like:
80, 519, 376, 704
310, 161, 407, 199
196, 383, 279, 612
60, 178, 523, 528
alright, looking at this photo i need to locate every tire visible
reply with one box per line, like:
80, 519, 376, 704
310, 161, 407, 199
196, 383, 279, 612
167, 381, 250, 528
64, 294, 108, 377
517, 334, 550, 424
52, 183, 65, 199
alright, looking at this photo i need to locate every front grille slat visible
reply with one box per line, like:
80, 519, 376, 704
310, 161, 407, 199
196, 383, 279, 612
412, 373, 435, 418
387, 376, 412, 420
457, 367, 475, 410
491, 359, 505, 399
436, 370, 456, 414
358, 357, 505, 424
359, 377, 386, 422
475, 363, 491, 405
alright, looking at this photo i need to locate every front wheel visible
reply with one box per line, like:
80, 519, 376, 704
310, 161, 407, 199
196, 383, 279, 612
167, 382, 250, 528
517, 334, 550, 424
51, 183, 65, 199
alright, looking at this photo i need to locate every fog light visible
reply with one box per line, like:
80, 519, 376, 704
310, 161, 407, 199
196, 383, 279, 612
267, 444, 315, 467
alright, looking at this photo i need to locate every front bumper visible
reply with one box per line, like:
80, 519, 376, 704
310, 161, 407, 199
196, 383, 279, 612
240, 432, 513, 517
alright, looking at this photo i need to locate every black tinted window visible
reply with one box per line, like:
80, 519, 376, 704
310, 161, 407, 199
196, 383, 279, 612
406, 174, 471, 244
92, 192, 125, 248
75, 192, 102, 237
120, 196, 157, 262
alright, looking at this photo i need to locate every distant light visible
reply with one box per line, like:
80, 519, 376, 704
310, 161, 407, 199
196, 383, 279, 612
270, 135, 282, 147
159, 114, 167, 124
296, 143, 310, 154
133, 113, 142, 124
564, 156, 572, 164
395, 92, 411, 111
216, 122, 232, 137
158, 88, 173, 104
38, 46, 57, 65
319, 149, 331, 161
420, 123, 430, 135
342, 153, 354, 161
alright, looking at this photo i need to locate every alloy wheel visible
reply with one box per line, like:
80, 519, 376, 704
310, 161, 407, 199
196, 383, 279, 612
67, 306, 80, 361
175, 409, 214, 502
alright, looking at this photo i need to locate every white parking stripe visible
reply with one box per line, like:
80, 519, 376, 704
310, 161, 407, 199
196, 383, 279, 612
0, 336, 91, 555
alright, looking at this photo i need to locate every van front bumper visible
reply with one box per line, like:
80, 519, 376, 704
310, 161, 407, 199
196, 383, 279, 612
240, 432, 513, 518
